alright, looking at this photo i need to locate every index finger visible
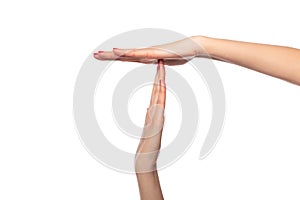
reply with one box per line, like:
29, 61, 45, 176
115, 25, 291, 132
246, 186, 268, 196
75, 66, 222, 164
157, 60, 166, 107
113, 47, 181, 59
149, 60, 166, 106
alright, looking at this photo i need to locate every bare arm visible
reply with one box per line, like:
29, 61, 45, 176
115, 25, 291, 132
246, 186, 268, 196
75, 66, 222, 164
135, 60, 166, 200
94, 36, 300, 85
199, 36, 300, 85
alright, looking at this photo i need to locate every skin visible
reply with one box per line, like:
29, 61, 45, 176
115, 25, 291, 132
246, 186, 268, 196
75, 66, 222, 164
94, 35, 300, 85
134, 59, 166, 200
93, 36, 300, 199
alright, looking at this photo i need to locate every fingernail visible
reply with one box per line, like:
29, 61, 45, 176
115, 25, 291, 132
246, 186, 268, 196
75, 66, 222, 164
98, 51, 104, 53
113, 48, 118, 50
93, 53, 98, 56
157, 64, 160, 70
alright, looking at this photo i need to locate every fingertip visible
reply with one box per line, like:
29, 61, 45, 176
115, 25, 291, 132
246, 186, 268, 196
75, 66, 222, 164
93, 52, 99, 58
158, 59, 165, 72
158, 59, 164, 66
113, 48, 127, 56
112, 48, 121, 55
112, 48, 120, 55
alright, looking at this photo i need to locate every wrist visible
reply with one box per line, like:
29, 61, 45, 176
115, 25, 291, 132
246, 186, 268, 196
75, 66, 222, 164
193, 35, 211, 55
191, 35, 219, 59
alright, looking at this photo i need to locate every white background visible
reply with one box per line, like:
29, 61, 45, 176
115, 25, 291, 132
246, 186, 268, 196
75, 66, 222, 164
1, 0, 300, 199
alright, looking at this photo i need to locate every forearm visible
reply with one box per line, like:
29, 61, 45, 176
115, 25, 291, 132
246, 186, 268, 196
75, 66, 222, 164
136, 171, 163, 200
134, 123, 164, 200
198, 36, 300, 85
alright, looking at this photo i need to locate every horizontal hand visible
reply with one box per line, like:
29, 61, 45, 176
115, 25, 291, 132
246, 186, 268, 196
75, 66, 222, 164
94, 36, 206, 66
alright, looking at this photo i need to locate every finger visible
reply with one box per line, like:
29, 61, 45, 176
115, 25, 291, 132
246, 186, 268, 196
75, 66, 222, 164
144, 108, 150, 126
93, 51, 118, 60
116, 57, 156, 64
149, 59, 166, 106
144, 60, 166, 127
158, 80, 166, 107
157, 60, 166, 107
157, 59, 165, 83
144, 77, 161, 126
113, 47, 181, 59
112, 48, 132, 56
94, 51, 188, 66
116, 57, 188, 66
149, 67, 160, 106
93, 51, 157, 64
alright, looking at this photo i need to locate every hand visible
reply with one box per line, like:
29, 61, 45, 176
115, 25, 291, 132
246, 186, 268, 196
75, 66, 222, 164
135, 59, 166, 200
135, 59, 166, 173
94, 36, 206, 66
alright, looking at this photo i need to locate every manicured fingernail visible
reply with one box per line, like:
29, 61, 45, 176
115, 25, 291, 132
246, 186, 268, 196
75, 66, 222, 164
93, 53, 98, 56
98, 51, 104, 53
